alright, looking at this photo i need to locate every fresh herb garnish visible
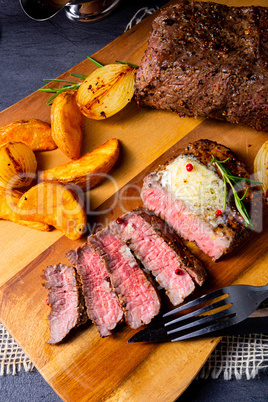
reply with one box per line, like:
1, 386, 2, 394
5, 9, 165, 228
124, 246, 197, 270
115, 60, 139, 69
211, 156, 262, 226
39, 56, 138, 105
39, 74, 87, 105
87, 56, 104, 68
87, 57, 139, 69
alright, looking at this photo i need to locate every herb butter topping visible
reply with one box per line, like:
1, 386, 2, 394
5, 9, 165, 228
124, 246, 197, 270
158, 155, 225, 220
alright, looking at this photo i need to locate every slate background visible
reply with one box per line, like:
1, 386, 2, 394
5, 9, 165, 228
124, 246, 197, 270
0, 1, 267, 401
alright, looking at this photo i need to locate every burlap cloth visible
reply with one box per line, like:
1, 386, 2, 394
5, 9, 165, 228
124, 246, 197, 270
1, 6, 267, 381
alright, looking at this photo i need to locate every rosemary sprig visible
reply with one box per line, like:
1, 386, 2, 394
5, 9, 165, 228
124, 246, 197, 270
39, 56, 103, 105
87, 56, 139, 69
87, 56, 104, 68
39, 56, 138, 105
86, 56, 139, 68
71, 73, 89, 80
211, 156, 262, 226
115, 60, 139, 69
39, 73, 87, 105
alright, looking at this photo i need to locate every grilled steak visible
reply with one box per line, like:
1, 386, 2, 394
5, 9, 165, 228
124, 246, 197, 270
43, 264, 88, 344
141, 139, 249, 260
135, 1, 268, 132
110, 208, 206, 305
88, 228, 161, 329
67, 243, 123, 337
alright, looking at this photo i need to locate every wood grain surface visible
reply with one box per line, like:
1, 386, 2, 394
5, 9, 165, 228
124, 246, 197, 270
0, 1, 267, 401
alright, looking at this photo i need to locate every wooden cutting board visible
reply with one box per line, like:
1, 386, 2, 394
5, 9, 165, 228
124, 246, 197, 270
0, 1, 268, 401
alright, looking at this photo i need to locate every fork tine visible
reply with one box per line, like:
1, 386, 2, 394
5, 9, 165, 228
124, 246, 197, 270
160, 283, 268, 342
170, 314, 238, 342
164, 297, 230, 327
163, 287, 229, 318
166, 306, 236, 336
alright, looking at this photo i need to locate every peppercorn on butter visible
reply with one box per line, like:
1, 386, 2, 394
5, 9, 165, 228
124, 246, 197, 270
157, 155, 225, 218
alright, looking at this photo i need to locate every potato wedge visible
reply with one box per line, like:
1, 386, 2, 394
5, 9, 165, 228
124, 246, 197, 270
0, 119, 56, 151
0, 187, 51, 231
39, 138, 120, 191
51, 90, 83, 159
16, 182, 87, 240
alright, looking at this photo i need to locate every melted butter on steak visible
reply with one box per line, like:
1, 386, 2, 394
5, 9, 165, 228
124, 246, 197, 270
141, 139, 250, 260
157, 155, 225, 224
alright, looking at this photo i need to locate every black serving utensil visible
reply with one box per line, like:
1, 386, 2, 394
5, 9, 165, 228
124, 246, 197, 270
128, 315, 268, 343
128, 312, 268, 343
163, 284, 268, 342
128, 283, 268, 343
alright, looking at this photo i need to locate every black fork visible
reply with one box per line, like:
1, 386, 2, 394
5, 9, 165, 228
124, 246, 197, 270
163, 284, 268, 342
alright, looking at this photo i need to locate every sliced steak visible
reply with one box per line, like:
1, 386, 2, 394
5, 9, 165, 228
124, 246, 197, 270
43, 264, 88, 344
88, 228, 161, 329
135, 1, 268, 132
110, 208, 206, 305
141, 139, 249, 260
67, 243, 123, 337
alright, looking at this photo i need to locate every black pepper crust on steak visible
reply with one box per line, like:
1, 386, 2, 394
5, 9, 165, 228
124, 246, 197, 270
43, 264, 88, 344
134, 1, 268, 132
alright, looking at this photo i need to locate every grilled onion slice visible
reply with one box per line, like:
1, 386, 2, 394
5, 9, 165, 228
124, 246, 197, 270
254, 141, 268, 201
76, 64, 135, 120
0, 142, 37, 188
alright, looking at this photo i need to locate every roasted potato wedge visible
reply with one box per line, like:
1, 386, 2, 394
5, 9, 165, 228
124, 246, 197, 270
0, 119, 56, 151
0, 187, 51, 231
39, 138, 120, 191
51, 90, 83, 159
17, 182, 87, 240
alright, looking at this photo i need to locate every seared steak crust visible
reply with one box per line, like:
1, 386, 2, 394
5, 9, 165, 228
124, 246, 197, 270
135, 1, 268, 132
181, 140, 249, 182
43, 264, 88, 344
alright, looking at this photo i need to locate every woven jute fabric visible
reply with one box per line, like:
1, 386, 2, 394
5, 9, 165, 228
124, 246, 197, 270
198, 334, 268, 380
0, 322, 34, 375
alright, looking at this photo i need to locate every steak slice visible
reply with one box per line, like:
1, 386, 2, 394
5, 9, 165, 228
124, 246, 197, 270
43, 264, 88, 344
135, 1, 268, 132
88, 228, 161, 329
141, 139, 249, 260
67, 243, 123, 337
110, 208, 206, 305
